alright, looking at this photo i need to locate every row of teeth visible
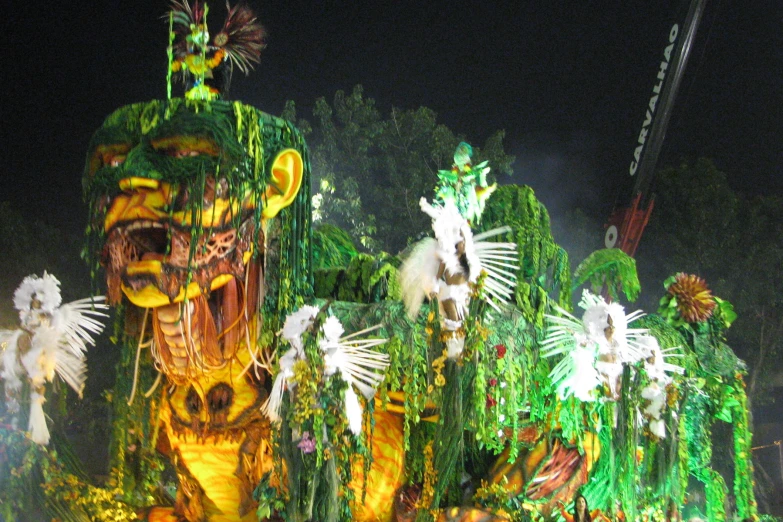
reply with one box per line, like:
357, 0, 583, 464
119, 220, 241, 234
123, 221, 166, 232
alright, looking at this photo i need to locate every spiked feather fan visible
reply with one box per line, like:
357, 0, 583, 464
472, 226, 518, 311
216, 2, 267, 74
168, 0, 206, 55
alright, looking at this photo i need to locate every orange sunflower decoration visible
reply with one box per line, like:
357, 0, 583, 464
666, 272, 717, 323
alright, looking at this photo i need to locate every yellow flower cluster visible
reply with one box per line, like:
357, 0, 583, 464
431, 350, 448, 389
419, 441, 437, 510
291, 359, 322, 426
473, 478, 514, 518
666, 383, 680, 408
470, 272, 488, 299
39, 459, 137, 521
172, 49, 226, 75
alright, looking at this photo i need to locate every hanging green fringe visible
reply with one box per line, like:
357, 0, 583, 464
730, 374, 758, 519
478, 185, 572, 326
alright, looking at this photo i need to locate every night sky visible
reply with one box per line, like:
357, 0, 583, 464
2, 0, 782, 232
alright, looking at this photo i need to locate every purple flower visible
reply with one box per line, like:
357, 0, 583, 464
297, 431, 316, 454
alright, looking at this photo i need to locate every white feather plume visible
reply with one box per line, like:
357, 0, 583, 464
28, 391, 50, 445
554, 344, 602, 402
0, 329, 24, 393
399, 238, 442, 319
344, 386, 363, 435
261, 348, 298, 423
280, 305, 320, 352
421, 198, 472, 278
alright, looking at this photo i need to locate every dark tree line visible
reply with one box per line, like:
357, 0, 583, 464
282, 84, 515, 254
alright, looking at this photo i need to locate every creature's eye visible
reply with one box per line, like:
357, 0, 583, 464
206, 383, 233, 414
171, 177, 228, 210
108, 155, 127, 167
89, 143, 132, 176
172, 150, 201, 158
152, 135, 219, 159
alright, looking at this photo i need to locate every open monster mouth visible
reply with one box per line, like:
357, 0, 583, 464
102, 218, 256, 307
489, 430, 599, 514
102, 216, 263, 383
525, 439, 585, 500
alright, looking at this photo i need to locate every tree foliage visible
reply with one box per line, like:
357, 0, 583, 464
284, 85, 515, 254
311, 223, 359, 271
641, 158, 783, 406
644, 158, 741, 282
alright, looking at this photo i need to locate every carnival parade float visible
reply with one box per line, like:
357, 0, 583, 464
0, 2, 761, 521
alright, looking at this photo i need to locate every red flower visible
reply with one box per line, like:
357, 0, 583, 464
489, 378, 498, 387
495, 344, 507, 359
486, 394, 497, 408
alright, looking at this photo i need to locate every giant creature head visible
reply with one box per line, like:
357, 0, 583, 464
83, 99, 312, 384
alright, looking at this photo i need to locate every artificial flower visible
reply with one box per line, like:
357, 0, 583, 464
297, 431, 316, 454
319, 315, 345, 349
666, 272, 716, 323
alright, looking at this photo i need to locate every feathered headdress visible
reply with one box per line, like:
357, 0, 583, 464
167, 1, 266, 99
14, 272, 62, 321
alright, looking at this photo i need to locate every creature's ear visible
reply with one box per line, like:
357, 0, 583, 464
262, 148, 304, 219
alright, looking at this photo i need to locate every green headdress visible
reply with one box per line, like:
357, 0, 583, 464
433, 142, 496, 224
